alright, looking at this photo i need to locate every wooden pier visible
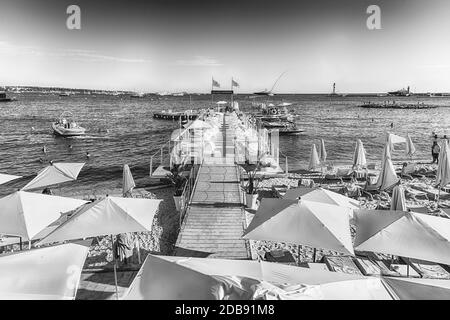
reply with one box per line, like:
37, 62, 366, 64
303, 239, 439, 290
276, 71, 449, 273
174, 114, 251, 259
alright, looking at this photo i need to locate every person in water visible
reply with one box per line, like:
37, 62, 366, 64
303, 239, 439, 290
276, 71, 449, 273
86, 151, 91, 159
42, 145, 47, 153
432, 141, 440, 164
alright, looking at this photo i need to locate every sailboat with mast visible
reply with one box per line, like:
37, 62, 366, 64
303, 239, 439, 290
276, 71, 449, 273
253, 71, 287, 96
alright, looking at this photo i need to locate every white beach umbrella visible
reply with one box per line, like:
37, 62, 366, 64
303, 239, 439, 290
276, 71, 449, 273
283, 187, 359, 220
375, 143, 399, 191
436, 140, 450, 188
308, 144, 320, 171
122, 164, 136, 197
387, 133, 406, 150
124, 255, 394, 300
405, 134, 416, 157
354, 209, 450, 265
0, 191, 87, 241
36, 196, 162, 299
184, 119, 212, 130
37, 196, 162, 246
0, 241, 91, 300
21, 162, 85, 191
243, 199, 354, 255
318, 139, 327, 163
352, 139, 367, 168
382, 277, 450, 300
0, 173, 22, 186
390, 185, 406, 211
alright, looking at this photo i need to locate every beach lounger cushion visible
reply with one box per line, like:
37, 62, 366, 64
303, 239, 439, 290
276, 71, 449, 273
405, 258, 450, 279
323, 255, 363, 275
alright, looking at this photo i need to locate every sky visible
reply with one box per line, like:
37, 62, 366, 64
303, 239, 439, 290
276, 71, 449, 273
1, 0, 450, 93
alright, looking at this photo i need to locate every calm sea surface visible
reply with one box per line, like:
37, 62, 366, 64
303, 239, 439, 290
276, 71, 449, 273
0, 93, 449, 195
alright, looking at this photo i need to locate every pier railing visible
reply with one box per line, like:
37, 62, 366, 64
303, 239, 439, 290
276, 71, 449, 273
149, 140, 171, 177
179, 163, 201, 227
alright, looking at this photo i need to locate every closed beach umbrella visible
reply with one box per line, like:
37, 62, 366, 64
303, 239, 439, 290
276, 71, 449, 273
124, 255, 394, 300
318, 139, 327, 163
21, 162, 85, 191
405, 134, 416, 157
0, 173, 22, 186
352, 139, 367, 168
37, 196, 162, 246
375, 143, 399, 191
0, 241, 90, 300
0, 191, 87, 241
243, 198, 354, 255
308, 144, 320, 171
354, 209, 450, 265
283, 187, 359, 220
436, 140, 450, 188
122, 164, 136, 197
390, 185, 406, 211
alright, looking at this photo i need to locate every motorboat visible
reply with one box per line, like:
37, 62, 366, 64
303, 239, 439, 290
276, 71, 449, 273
52, 112, 86, 136
0, 91, 16, 102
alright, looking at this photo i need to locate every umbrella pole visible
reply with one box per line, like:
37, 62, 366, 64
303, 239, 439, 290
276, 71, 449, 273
313, 248, 317, 263
297, 244, 301, 265
111, 235, 119, 300
19, 237, 22, 251
28, 240, 31, 250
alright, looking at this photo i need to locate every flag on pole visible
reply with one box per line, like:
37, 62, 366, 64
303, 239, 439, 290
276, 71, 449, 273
232, 79, 240, 88
212, 78, 220, 88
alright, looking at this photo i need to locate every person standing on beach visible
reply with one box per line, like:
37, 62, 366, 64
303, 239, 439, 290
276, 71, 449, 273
432, 141, 440, 164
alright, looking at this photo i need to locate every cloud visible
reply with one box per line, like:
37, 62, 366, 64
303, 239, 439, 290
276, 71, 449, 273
174, 56, 222, 67
0, 43, 150, 63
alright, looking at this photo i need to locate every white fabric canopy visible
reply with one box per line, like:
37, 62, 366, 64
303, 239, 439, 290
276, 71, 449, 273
436, 140, 450, 187
0, 241, 90, 300
21, 163, 85, 191
37, 196, 162, 245
405, 134, 416, 157
318, 139, 327, 163
382, 277, 450, 300
354, 209, 450, 265
243, 199, 354, 255
387, 133, 406, 149
375, 143, 399, 191
184, 120, 212, 130
122, 164, 136, 196
308, 144, 320, 170
390, 185, 406, 211
352, 139, 367, 168
0, 191, 87, 240
283, 187, 359, 219
0, 173, 22, 186
124, 255, 394, 300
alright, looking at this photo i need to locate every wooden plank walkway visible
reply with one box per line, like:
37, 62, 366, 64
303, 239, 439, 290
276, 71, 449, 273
174, 114, 251, 259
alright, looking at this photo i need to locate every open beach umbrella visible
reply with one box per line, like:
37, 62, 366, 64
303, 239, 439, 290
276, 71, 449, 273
37, 196, 162, 246
405, 134, 416, 157
382, 277, 450, 300
124, 255, 394, 300
36, 196, 162, 299
21, 162, 85, 191
318, 139, 327, 163
308, 144, 320, 171
390, 185, 406, 211
387, 133, 406, 151
436, 140, 450, 188
352, 139, 367, 169
283, 187, 359, 220
122, 164, 136, 197
243, 198, 354, 256
353, 209, 450, 265
184, 119, 212, 130
375, 143, 399, 191
0, 173, 22, 186
0, 241, 91, 300
0, 191, 87, 241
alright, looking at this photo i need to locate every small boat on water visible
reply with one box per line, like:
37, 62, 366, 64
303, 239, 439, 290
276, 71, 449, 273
52, 112, 86, 136
0, 91, 16, 102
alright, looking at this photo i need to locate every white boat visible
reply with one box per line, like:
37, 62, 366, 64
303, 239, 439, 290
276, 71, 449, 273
52, 112, 86, 136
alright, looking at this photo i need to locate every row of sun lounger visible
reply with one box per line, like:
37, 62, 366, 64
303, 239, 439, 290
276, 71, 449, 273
260, 249, 450, 280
